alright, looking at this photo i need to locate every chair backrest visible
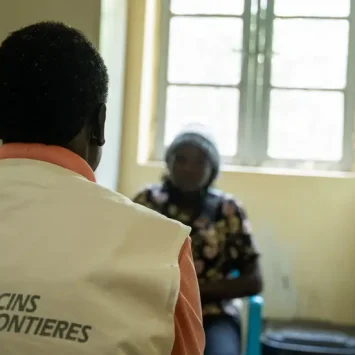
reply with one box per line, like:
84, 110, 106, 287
229, 269, 263, 355
230, 269, 240, 278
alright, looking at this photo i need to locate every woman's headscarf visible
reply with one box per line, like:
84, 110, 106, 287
164, 124, 220, 186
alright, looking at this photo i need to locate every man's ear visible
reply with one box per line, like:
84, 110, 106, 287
91, 104, 106, 146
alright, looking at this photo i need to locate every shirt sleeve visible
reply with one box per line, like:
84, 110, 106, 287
221, 197, 260, 273
172, 238, 205, 355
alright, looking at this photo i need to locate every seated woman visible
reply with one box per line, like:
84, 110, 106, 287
133, 126, 263, 355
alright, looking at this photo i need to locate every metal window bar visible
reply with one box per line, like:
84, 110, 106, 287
153, 0, 253, 162
235, 0, 259, 166
342, 0, 355, 170
255, 0, 355, 171
153, 0, 355, 171
248, 0, 269, 166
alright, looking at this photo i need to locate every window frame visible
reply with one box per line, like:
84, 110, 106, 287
152, 0, 355, 172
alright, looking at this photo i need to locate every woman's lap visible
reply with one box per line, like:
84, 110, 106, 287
204, 314, 241, 355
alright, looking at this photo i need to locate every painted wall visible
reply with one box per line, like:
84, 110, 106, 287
0, 0, 101, 45
119, 0, 355, 325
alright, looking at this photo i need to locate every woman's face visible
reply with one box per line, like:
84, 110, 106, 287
168, 143, 212, 193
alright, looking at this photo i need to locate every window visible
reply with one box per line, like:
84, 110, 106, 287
153, 0, 355, 171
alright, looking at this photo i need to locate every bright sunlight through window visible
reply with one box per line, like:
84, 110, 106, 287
153, 0, 355, 171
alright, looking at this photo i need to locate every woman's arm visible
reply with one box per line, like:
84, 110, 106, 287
200, 259, 262, 304
200, 197, 263, 303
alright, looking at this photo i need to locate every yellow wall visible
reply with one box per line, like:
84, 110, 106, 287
0, 0, 101, 46
119, 0, 355, 324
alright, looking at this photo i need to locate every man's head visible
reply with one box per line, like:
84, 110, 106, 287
165, 125, 220, 193
0, 22, 108, 170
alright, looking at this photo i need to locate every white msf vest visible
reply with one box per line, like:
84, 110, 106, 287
0, 158, 190, 354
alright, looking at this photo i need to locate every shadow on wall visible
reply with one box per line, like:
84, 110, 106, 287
258, 229, 298, 320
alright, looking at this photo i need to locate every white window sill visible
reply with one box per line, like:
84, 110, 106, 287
138, 160, 355, 179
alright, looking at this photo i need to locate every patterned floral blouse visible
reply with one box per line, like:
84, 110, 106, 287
133, 182, 259, 316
